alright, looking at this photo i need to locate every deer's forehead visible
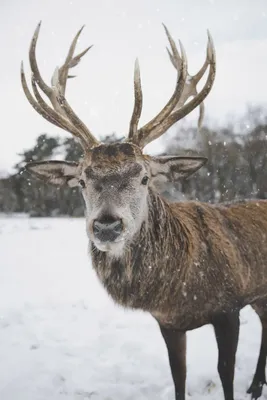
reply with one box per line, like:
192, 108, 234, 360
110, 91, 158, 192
84, 162, 143, 182
91, 143, 142, 162
81, 143, 145, 178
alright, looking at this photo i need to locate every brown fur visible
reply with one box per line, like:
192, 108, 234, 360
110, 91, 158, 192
91, 190, 267, 330
26, 142, 267, 399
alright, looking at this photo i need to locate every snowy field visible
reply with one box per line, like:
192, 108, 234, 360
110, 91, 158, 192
0, 215, 266, 400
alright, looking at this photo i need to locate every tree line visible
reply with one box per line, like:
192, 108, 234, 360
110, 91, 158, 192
1, 107, 267, 216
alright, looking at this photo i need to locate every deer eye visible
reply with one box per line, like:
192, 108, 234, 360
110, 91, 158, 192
79, 179, 86, 188
141, 176, 149, 185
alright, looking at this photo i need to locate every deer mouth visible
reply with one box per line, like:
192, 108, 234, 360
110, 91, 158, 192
93, 237, 126, 256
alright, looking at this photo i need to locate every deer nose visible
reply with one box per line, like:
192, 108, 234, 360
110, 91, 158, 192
93, 217, 123, 242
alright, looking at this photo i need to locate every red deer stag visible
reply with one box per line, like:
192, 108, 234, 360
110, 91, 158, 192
21, 22, 267, 400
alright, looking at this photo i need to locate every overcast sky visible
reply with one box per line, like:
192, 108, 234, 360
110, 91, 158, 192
1, 0, 267, 171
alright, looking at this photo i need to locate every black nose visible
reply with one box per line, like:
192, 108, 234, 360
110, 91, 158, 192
93, 216, 123, 242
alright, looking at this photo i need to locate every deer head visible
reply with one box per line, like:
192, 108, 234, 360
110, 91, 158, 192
22, 22, 216, 256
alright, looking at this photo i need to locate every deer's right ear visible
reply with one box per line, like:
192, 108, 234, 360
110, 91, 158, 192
25, 161, 80, 187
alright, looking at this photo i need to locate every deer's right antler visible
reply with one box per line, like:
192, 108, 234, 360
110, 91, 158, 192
21, 22, 99, 150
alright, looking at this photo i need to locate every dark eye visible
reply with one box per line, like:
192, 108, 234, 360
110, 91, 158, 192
141, 176, 149, 185
79, 179, 85, 189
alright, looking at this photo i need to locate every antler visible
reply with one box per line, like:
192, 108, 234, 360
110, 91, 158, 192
21, 22, 99, 150
128, 25, 216, 149
166, 26, 210, 130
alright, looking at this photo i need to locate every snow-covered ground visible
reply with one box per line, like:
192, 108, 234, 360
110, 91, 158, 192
0, 216, 265, 400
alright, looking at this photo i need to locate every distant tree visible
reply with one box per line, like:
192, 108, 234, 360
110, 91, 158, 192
2, 107, 267, 216
63, 137, 83, 162
16, 134, 60, 168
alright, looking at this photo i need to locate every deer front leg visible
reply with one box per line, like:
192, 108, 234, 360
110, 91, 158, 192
212, 311, 240, 400
159, 325, 186, 400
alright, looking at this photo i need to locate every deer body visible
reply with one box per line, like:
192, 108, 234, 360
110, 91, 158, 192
91, 196, 267, 331
21, 22, 266, 400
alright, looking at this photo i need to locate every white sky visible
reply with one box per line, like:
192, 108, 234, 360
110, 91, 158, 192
1, 0, 267, 171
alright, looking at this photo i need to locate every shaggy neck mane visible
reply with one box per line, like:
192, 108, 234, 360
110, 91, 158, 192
90, 190, 192, 311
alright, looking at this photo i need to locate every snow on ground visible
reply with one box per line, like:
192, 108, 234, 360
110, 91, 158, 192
0, 216, 266, 400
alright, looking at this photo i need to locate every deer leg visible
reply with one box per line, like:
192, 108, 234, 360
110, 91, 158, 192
212, 311, 240, 400
159, 325, 186, 400
247, 305, 267, 399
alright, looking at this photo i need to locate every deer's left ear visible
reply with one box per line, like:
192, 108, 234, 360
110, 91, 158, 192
149, 156, 207, 184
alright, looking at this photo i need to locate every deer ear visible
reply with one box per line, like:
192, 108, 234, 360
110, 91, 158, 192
25, 161, 80, 187
149, 156, 207, 185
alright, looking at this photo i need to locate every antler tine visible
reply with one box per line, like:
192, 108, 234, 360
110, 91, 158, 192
130, 25, 187, 146
166, 30, 211, 129
138, 31, 216, 148
167, 46, 182, 71
22, 22, 99, 150
50, 28, 98, 148
57, 25, 93, 95
163, 23, 182, 69
21, 62, 90, 148
29, 21, 52, 98
128, 28, 216, 148
198, 101, 205, 130
31, 70, 89, 142
21, 62, 62, 130
128, 59, 143, 139
189, 31, 213, 86
50, 65, 99, 147
193, 57, 209, 84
